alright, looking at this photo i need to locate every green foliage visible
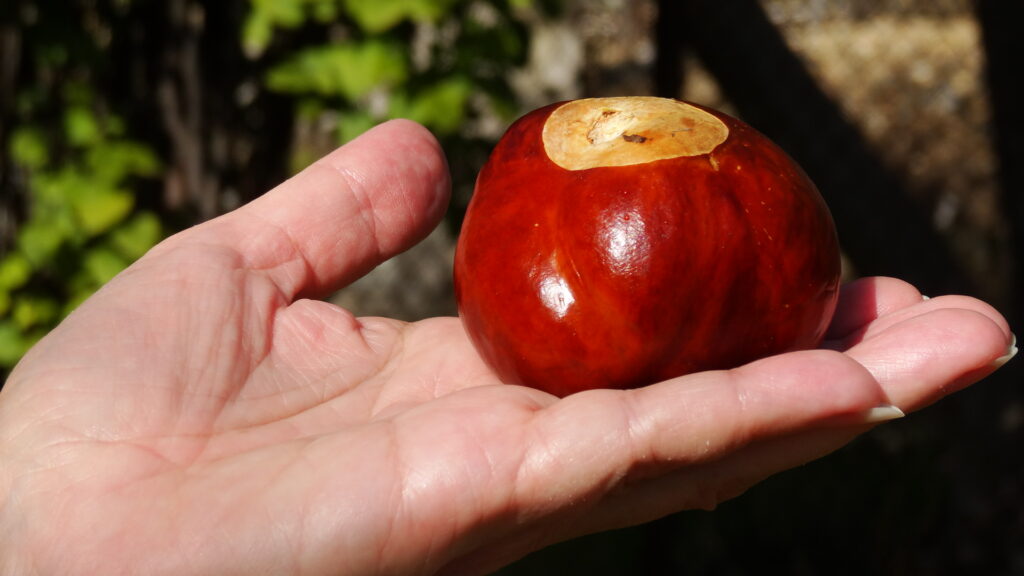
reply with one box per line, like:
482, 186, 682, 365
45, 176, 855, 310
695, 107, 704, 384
109, 212, 164, 261
266, 41, 409, 99
389, 76, 473, 135
243, 0, 464, 55
243, 0, 344, 56
342, 0, 461, 33
0, 322, 34, 368
0, 256, 32, 293
1, 93, 163, 370
10, 128, 49, 170
248, 0, 541, 163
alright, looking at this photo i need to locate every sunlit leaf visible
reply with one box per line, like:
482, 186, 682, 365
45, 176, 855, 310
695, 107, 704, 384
391, 77, 472, 135
342, 0, 460, 33
17, 222, 67, 269
310, 0, 339, 22
72, 186, 135, 238
65, 105, 101, 147
242, 11, 274, 57
86, 140, 162, 184
338, 109, 378, 144
266, 41, 408, 100
11, 295, 60, 331
243, 0, 309, 57
0, 321, 31, 368
83, 246, 129, 286
30, 170, 92, 248
109, 212, 163, 260
252, 0, 307, 27
0, 254, 32, 290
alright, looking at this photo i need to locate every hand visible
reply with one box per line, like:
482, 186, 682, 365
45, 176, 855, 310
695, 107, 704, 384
0, 120, 1014, 576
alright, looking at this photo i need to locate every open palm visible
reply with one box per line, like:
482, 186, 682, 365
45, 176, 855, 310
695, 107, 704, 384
0, 120, 1013, 576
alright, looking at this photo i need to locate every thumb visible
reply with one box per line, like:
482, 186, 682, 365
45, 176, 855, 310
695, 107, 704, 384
181, 119, 452, 300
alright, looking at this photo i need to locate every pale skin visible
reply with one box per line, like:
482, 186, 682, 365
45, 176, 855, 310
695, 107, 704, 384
0, 120, 1015, 576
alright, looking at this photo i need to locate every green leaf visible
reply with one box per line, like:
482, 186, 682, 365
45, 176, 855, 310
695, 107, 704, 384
30, 170, 91, 245
243, 0, 309, 57
86, 140, 162, 184
65, 105, 102, 147
252, 0, 307, 28
108, 212, 163, 260
83, 246, 129, 286
17, 221, 67, 269
310, 0, 340, 22
242, 11, 275, 57
0, 254, 32, 290
266, 41, 409, 100
72, 187, 135, 238
391, 77, 472, 135
0, 290, 10, 317
338, 109, 378, 144
11, 295, 60, 331
0, 321, 31, 368
342, 0, 459, 33
10, 127, 49, 170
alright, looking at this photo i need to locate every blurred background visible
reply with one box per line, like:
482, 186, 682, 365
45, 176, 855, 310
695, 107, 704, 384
0, 0, 1021, 573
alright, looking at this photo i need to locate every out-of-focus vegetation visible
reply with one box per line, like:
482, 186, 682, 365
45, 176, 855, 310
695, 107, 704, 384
246, 0, 540, 166
0, 0, 557, 372
1, 2, 166, 367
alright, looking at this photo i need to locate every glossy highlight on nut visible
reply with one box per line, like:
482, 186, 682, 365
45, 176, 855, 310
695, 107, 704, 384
455, 97, 841, 397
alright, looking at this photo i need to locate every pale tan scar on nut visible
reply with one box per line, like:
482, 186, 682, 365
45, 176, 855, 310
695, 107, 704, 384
542, 97, 730, 171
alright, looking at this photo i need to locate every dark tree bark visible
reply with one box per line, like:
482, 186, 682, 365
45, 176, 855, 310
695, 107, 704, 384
103, 0, 296, 224
0, 18, 23, 252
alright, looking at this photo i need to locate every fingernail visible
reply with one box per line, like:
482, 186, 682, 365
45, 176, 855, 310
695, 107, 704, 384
921, 295, 931, 300
993, 333, 1018, 368
861, 404, 906, 423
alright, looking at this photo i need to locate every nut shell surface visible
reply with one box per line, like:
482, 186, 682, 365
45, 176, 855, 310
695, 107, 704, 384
454, 97, 841, 397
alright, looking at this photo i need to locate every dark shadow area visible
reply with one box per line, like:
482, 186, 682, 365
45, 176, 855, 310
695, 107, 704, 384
1, 4, 28, 254
659, 0, 970, 299
977, 0, 1024, 330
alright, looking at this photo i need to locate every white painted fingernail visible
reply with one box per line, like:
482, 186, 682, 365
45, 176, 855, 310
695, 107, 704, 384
861, 405, 906, 423
922, 295, 931, 300
993, 333, 1017, 368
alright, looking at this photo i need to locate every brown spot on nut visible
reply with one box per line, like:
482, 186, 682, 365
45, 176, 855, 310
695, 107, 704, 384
542, 97, 729, 171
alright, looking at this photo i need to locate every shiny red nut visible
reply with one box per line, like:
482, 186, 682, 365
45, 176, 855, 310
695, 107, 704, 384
454, 96, 841, 397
